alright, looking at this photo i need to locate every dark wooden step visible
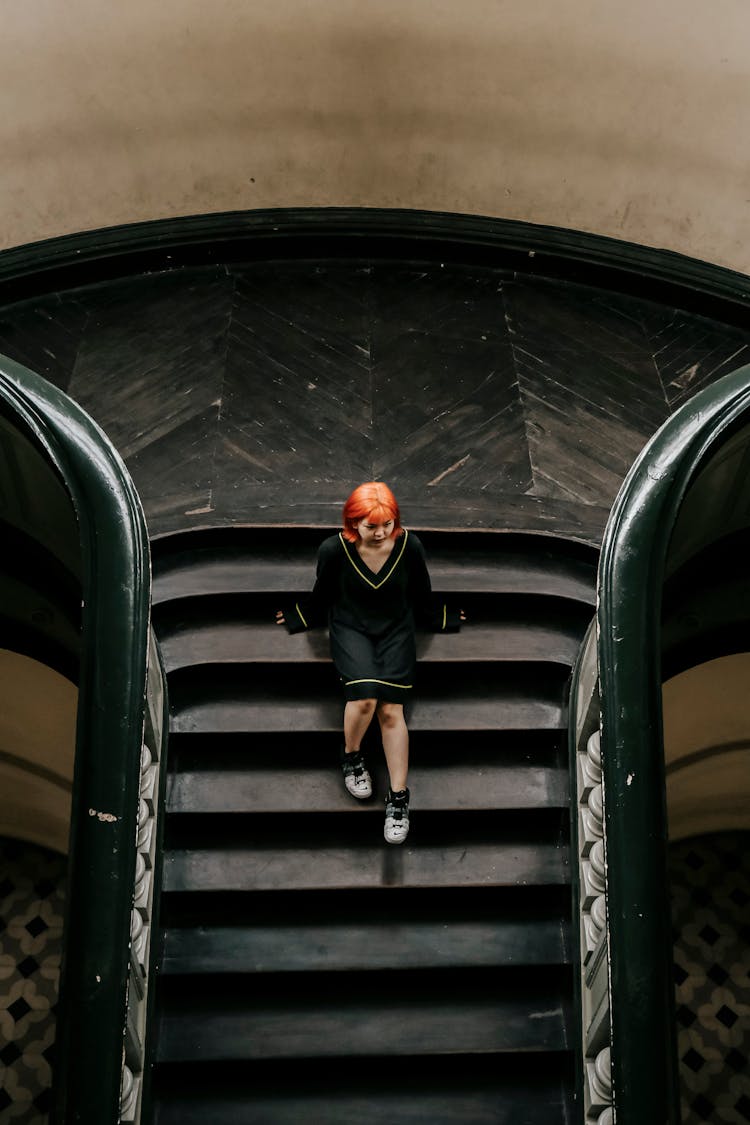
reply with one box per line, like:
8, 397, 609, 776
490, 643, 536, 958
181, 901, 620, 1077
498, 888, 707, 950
163, 839, 568, 894
152, 544, 595, 606
150, 526, 598, 566
168, 664, 569, 735
166, 726, 564, 768
156, 972, 570, 1061
152, 1053, 573, 1125
170, 693, 566, 733
154, 1086, 568, 1125
166, 752, 568, 814
157, 617, 583, 672
158, 881, 572, 928
162, 911, 569, 974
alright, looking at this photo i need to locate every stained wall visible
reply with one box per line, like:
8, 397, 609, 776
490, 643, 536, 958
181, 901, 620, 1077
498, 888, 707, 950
3, 1, 750, 271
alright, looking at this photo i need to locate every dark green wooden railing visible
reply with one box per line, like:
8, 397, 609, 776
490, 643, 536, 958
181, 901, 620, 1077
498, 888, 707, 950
0, 355, 164, 1124
570, 361, 750, 1124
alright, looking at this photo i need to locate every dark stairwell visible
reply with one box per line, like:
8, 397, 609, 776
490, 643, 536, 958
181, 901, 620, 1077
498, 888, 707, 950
148, 525, 596, 1124
2, 224, 750, 1124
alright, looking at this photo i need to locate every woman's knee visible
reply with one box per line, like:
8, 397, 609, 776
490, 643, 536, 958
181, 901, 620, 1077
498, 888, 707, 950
349, 697, 377, 719
377, 701, 404, 727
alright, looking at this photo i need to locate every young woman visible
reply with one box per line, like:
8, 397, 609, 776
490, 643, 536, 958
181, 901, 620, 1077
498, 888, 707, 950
276, 482, 462, 845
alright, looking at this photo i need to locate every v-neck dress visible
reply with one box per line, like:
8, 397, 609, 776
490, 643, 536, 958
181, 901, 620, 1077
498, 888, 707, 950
283, 529, 460, 703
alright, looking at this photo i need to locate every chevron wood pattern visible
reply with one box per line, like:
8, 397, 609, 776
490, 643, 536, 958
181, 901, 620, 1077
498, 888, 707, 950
0, 291, 88, 393
371, 265, 530, 498
68, 268, 233, 525
504, 278, 671, 510
641, 306, 750, 409
1, 258, 749, 542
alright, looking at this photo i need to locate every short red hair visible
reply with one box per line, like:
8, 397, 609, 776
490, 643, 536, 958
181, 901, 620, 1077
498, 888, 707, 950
342, 482, 403, 542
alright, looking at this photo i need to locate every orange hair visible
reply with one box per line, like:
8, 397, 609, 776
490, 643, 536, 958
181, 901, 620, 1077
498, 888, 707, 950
341, 482, 404, 542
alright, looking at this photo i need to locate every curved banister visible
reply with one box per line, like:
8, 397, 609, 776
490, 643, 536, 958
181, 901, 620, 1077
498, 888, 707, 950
593, 361, 750, 1123
0, 354, 157, 1124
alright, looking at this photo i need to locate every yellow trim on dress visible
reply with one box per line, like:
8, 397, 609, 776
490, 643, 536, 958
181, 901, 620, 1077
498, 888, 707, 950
295, 602, 308, 628
442, 603, 447, 630
345, 678, 413, 690
339, 528, 409, 590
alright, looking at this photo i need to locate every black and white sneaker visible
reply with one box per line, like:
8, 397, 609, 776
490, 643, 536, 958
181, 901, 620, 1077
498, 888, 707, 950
384, 787, 410, 844
340, 749, 373, 799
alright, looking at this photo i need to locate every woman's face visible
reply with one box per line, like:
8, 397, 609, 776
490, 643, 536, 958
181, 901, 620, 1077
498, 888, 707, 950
356, 516, 394, 545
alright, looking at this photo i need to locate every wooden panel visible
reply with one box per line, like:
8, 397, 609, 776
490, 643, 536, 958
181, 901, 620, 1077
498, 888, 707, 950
166, 726, 564, 767
504, 278, 670, 510
152, 1052, 573, 1125
68, 269, 232, 525
163, 840, 568, 893
166, 761, 568, 815
168, 663, 568, 734
170, 693, 566, 734
152, 548, 596, 605
151, 491, 609, 541
157, 993, 569, 1061
641, 306, 750, 409
368, 268, 531, 497
153, 1087, 570, 1125
8, 258, 746, 545
157, 619, 583, 672
162, 915, 569, 975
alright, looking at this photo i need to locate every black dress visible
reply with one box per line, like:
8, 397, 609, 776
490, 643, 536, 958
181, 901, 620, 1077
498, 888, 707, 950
283, 530, 460, 703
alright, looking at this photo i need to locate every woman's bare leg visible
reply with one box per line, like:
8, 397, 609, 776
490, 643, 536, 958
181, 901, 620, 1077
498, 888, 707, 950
344, 698, 377, 753
377, 702, 409, 791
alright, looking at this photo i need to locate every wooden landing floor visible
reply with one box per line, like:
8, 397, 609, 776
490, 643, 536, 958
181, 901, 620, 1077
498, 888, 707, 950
2, 259, 748, 542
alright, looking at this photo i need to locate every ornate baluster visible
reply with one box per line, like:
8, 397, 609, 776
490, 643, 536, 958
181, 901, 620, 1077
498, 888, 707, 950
120, 1063, 139, 1123
120, 631, 165, 1125
573, 654, 613, 1122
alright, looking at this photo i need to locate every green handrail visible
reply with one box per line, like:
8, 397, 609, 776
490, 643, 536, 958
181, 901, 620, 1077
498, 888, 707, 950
0, 355, 153, 1124
597, 361, 750, 1123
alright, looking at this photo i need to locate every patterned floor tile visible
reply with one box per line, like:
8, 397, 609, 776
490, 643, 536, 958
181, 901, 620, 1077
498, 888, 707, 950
671, 832, 750, 1124
0, 838, 65, 1124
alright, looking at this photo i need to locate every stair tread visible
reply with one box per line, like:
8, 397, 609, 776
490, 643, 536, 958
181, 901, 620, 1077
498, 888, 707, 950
156, 993, 570, 1061
158, 619, 582, 671
164, 840, 568, 892
168, 666, 568, 733
170, 695, 566, 733
166, 762, 568, 814
152, 1052, 572, 1125
162, 916, 570, 974
166, 727, 563, 756
152, 550, 595, 605
153, 1088, 569, 1125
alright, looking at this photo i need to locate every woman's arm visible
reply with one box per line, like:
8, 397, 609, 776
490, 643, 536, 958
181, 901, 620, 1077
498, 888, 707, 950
408, 533, 463, 632
277, 536, 339, 633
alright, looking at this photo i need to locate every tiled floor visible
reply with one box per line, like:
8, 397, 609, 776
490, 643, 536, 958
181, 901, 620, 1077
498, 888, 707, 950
672, 832, 750, 1124
0, 838, 65, 1124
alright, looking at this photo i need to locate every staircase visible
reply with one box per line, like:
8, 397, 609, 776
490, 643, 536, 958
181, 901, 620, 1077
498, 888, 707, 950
148, 527, 596, 1124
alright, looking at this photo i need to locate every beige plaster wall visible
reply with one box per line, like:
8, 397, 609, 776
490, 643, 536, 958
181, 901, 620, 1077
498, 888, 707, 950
663, 654, 750, 840
0, 651, 76, 853
3, 0, 750, 271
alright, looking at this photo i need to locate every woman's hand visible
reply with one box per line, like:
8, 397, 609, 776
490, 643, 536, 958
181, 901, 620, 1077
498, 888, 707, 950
460, 610, 467, 622
275, 610, 286, 626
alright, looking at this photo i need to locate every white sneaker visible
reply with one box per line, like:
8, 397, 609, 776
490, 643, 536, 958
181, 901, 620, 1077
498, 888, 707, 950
340, 749, 373, 799
384, 788, 410, 844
